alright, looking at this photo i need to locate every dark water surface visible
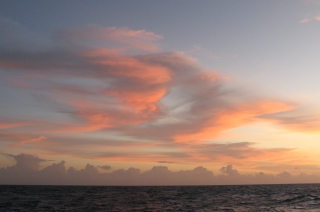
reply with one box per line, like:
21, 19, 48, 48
1, 184, 320, 211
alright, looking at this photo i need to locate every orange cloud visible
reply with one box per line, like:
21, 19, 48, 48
1, 22, 320, 171
173, 100, 294, 143
106, 87, 167, 112
0, 122, 24, 129
12, 136, 46, 147
85, 52, 171, 84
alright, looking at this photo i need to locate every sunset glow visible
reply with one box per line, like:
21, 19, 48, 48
1, 0, 320, 185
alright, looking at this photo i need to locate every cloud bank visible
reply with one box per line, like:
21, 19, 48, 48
0, 154, 319, 185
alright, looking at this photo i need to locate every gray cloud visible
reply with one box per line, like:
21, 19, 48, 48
2, 153, 49, 171
1, 20, 319, 173
0, 153, 320, 185
98, 165, 112, 170
0, 21, 301, 141
220, 164, 239, 176
193, 142, 293, 161
259, 110, 320, 132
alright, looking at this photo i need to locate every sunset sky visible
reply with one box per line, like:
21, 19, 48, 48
1, 0, 320, 185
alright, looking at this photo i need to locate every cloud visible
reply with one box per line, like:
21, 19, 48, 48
53, 25, 163, 52
0, 131, 47, 148
0, 121, 25, 129
315, 13, 320, 21
25, 137, 297, 169
300, 17, 312, 23
220, 164, 239, 176
0, 21, 311, 138
277, 171, 292, 178
11, 135, 46, 147
98, 165, 112, 170
1, 153, 49, 171
1, 154, 319, 185
1, 20, 320, 168
300, 13, 320, 23
158, 161, 175, 164
259, 110, 320, 133
192, 142, 293, 162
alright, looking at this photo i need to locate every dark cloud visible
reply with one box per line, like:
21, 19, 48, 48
98, 165, 112, 170
2, 153, 49, 171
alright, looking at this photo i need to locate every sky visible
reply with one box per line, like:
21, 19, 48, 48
1, 0, 320, 185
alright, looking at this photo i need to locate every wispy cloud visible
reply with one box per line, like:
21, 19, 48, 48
1, 20, 320, 168
300, 17, 312, 23
300, 13, 320, 23
189, 45, 222, 59
11, 136, 46, 147
54, 25, 163, 52
259, 109, 320, 133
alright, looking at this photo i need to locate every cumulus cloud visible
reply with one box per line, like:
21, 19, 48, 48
0, 154, 319, 185
1, 153, 49, 171
220, 164, 239, 176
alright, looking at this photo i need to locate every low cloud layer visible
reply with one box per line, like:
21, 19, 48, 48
0, 153, 319, 185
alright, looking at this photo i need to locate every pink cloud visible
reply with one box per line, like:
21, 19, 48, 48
315, 14, 320, 21
0, 121, 25, 129
11, 135, 46, 147
1, 22, 320, 169
54, 26, 163, 52
300, 17, 312, 23
300, 13, 320, 23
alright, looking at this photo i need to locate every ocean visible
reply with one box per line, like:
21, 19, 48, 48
1, 184, 320, 211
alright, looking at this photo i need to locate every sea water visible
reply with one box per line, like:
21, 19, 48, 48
1, 184, 320, 211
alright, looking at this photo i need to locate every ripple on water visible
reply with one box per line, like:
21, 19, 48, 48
0, 184, 320, 211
